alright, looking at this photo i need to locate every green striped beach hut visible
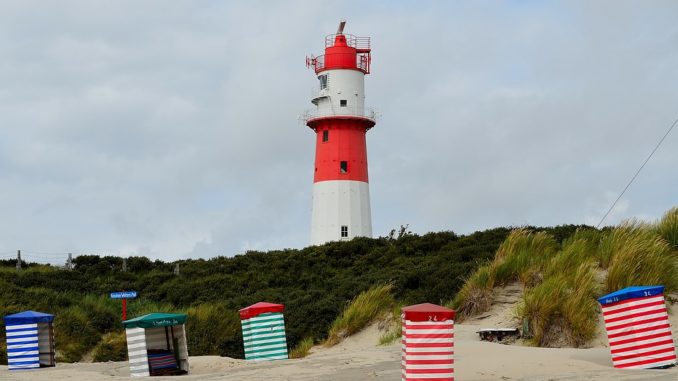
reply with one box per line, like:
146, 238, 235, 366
239, 302, 289, 361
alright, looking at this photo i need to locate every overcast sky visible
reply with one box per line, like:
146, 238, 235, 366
0, 1, 676, 262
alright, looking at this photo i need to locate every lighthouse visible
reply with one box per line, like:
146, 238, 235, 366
305, 20, 376, 245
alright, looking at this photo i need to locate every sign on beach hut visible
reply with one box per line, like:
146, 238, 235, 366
598, 286, 677, 369
401, 303, 455, 381
3, 311, 56, 371
123, 313, 190, 377
239, 302, 289, 361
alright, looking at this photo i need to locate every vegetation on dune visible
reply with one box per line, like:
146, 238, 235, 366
1, 227, 519, 364
92, 331, 127, 362
451, 229, 561, 321
605, 223, 678, 293
378, 304, 403, 346
325, 284, 395, 346
453, 206, 678, 348
1, 211, 673, 361
289, 337, 314, 359
657, 207, 678, 249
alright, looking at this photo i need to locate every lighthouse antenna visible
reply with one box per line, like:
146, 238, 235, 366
337, 19, 346, 34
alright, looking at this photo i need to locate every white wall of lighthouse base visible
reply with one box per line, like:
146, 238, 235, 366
311, 180, 372, 245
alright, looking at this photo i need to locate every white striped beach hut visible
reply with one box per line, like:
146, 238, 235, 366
4, 311, 55, 371
401, 303, 455, 381
598, 286, 676, 369
122, 313, 190, 377
239, 302, 288, 361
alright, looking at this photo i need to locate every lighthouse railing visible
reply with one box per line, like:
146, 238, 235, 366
324, 34, 370, 50
299, 107, 379, 124
310, 54, 370, 74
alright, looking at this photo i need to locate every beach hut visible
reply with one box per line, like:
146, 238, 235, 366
598, 286, 677, 369
239, 302, 288, 361
401, 303, 455, 381
122, 313, 189, 377
3, 310, 56, 370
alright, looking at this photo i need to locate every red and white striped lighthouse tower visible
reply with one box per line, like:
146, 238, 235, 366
305, 20, 376, 245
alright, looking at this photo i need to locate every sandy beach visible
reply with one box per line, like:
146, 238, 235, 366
1, 320, 676, 381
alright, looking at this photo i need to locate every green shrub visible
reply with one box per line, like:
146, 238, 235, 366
54, 306, 100, 362
326, 283, 394, 346
92, 331, 127, 362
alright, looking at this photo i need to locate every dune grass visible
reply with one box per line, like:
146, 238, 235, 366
92, 331, 127, 362
325, 283, 395, 346
657, 207, 678, 249
605, 224, 678, 293
451, 229, 558, 321
378, 304, 403, 345
449, 263, 495, 321
519, 260, 599, 347
493, 229, 559, 287
452, 209, 678, 348
289, 337, 314, 359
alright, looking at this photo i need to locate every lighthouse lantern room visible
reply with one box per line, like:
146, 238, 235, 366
304, 20, 376, 245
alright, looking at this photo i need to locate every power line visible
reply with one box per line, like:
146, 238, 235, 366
597, 115, 678, 228
21, 250, 71, 256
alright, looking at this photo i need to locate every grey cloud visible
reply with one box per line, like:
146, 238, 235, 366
0, 1, 676, 261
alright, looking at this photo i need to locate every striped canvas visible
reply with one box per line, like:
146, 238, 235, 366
600, 291, 676, 369
125, 327, 150, 377
241, 312, 288, 361
6, 323, 40, 370
401, 316, 455, 381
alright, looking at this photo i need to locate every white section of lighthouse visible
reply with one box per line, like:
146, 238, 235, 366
304, 21, 376, 245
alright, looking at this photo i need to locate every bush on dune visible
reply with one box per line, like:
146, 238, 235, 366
92, 331, 127, 362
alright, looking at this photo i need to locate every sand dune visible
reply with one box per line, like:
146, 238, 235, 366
1, 320, 677, 381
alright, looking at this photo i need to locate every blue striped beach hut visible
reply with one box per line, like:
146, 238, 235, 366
239, 302, 289, 361
3, 311, 56, 370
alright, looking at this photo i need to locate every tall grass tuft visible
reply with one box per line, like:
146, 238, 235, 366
493, 229, 558, 287
657, 207, 678, 249
605, 224, 678, 293
450, 264, 495, 321
185, 303, 243, 358
452, 229, 558, 321
378, 304, 403, 345
325, 283, 395, 346
518, 261, 599, 347
289, 337, 314, 359
92, 331, 127, 362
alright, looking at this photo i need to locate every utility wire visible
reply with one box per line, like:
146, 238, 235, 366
597, 115, 678, 228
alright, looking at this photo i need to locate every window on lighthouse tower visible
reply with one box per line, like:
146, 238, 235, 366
319, 74, 328, 90
341, 225, 348, 238
322, 130, 329, 142
340, 161, 348, 173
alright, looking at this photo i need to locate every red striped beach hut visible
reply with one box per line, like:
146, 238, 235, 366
401, 303, 455, 381
598, 286, 676, 369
